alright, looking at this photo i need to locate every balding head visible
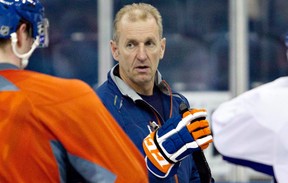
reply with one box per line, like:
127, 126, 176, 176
112, 3, 163, 43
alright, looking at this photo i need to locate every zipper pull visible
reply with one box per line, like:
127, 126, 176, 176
148, 121, 159, 132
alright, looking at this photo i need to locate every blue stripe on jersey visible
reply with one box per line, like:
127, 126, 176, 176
50, 141, 68, 183
68, 153, 117, 183
223, 156, 274, 176
50, 140, 117, 183
0, 76, 18, 91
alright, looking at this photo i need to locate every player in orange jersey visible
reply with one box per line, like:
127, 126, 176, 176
0, 0, 147, 182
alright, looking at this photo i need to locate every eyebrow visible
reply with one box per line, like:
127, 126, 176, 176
126, 36, 156, 43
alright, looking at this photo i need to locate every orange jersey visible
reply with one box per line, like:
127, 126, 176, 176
0, 64, 148, 183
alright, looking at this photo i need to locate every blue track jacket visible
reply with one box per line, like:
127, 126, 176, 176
96, 64, 201, 183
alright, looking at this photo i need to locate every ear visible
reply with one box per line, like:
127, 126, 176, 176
16, 23, 28, 48
110, 40, 119, 62
160, 38, 166, 60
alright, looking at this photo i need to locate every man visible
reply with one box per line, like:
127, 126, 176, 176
96, 3, 213, 182
211, 35, 288, 183
0, 1, 147, 182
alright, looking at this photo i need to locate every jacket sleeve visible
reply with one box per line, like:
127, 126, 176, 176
211, 92, 274, 171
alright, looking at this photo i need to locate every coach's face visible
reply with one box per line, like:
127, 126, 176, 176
110, 15, 166, 95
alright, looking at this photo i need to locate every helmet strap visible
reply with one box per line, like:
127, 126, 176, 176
10, 33, 39, 69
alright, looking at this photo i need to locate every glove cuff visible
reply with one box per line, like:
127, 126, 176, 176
143, 131, 175, 174
145, 156, 178, 178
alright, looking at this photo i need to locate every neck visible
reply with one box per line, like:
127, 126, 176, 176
116, 65, 155, 95
121, 75, 154, 96
134, 83, 154, 96
0, 46, 21, 68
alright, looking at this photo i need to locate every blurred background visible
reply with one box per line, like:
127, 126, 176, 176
28, 0, 288, 182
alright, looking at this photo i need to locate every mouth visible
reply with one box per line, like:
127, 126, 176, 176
135, 65, 149, 72
137, 65, 149, 69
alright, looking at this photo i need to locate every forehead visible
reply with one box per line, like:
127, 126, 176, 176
118, 15, 160, 41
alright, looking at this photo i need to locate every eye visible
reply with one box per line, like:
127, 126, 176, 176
145, 40, 155, 47
126, 41, 135, 49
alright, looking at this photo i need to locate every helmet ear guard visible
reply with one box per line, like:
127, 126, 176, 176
36, 18, 49, 48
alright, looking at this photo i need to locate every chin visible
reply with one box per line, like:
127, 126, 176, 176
136, 77, 152, 84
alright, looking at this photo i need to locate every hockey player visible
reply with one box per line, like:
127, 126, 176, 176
211, 35, 288, 183
0, 0, 147, 182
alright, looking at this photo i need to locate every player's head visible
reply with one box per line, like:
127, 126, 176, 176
112, 3, 163, 43
0, 0, 49, 68
0, 0, 48, 46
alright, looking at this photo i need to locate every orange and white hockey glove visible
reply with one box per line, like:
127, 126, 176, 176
143, 109, 213, 178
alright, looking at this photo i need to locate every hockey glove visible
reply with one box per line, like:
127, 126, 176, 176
143, 109, 213, 178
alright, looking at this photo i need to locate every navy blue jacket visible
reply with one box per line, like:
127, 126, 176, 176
96, 64, 201, 183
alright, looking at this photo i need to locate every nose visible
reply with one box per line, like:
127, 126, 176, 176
137, 44, 147, 61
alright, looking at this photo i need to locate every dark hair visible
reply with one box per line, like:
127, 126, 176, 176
0, 19, 32, 47
0, 38, 10, 47
18, 19, 33, 37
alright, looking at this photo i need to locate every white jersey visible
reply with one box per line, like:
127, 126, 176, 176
212, 77, 288, 183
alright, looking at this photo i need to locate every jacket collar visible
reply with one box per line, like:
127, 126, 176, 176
109, 64, 171, 102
